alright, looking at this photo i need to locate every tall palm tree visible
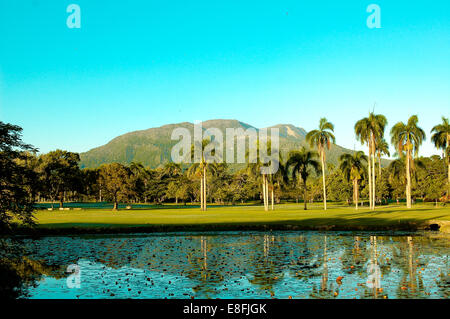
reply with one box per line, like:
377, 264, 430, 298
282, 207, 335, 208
390, 115, 426, 208
389, 157, 424, 186
375, 138, 390, 177
355, 112, 387, 210
431, 116, 450, 198
246, 139, 277, 211
267, 154, 288, 210
286, 147, 320, 210
306, 118, 335, 210
339, 151, 368, 209
187, 139, 216, 211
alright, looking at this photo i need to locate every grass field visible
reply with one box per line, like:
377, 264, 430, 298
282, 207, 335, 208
28, 203, 450, 234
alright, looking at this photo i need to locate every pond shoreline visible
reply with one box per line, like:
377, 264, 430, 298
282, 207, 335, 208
11, 220, 449, 236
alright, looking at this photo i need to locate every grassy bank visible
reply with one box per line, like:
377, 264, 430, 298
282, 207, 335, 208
21, 203, 450, 235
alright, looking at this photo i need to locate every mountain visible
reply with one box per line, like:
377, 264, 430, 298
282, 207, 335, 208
79, 119, 388, 169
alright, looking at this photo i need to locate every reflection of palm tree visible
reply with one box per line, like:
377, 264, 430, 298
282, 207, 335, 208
246, 235, 284, 295
390, 236, 429, 298
340, 236, 369, 275
321, 236, 328, 292
366, 236, 381, 298
310, 236, 336, 298
184, 236, 224, 298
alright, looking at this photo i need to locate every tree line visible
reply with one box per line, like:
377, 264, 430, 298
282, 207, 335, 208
0, 113, 449, 221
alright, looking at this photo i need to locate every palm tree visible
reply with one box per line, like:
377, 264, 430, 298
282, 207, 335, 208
187, 139, 216, 211
339, 151, 368, 209
306, 118, 335, 210
389, 157, 425, 202
375, 138, 390, 177
246, 139, 277, 211
286, 147, 320, 210
267, 154, 288, 210
431, 116, 450, 198
390, 115, 426, 208
355, 112, 387, 210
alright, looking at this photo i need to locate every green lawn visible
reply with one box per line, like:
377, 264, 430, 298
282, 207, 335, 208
30, 203, 450, 234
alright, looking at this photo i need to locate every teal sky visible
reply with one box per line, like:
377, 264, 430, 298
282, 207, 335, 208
0, 1, 449, 157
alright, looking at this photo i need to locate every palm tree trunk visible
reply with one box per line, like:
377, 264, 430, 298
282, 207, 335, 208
271, 186, 274, 211
304, 180, 307, 210
200, 176, 204, 211
378, 154, 382, 178
352, 178, 355, 204
448, 161, 450, 199
368, 147, 373, 210
406, 151, 412, 208
372, 152, 376, 209
262, 175, 267, 211
321, 153, 327, 210
203, 167, 207, 211
447, 134, 450, 198
266, 178, 269, 211
264, 175, 268, 211
355, 179, 359, 210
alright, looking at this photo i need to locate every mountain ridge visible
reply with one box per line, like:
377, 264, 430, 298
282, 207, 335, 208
79, 119, 388, 169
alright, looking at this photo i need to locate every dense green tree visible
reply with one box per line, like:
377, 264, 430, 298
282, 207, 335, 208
375, 167, 391, 204
415, 156, 446, 205
98, 163, 132, 210
0, 122, 37, 230
286, 148, 321, 210
339, 151, 368, 209
81, 168, 100, 201
326, 168, 353, 203
389, 157, 425, 203
38, 150, 81, 209
129, 162, 149, 203
430, 116, 450, 199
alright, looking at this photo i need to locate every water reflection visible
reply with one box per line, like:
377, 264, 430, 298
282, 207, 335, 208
1, 231, 449, 299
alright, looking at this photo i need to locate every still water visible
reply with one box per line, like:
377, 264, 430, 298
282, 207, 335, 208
4, 231, 450, 299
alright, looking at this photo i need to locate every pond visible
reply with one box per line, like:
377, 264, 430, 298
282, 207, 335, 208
2, 231, 449, 299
